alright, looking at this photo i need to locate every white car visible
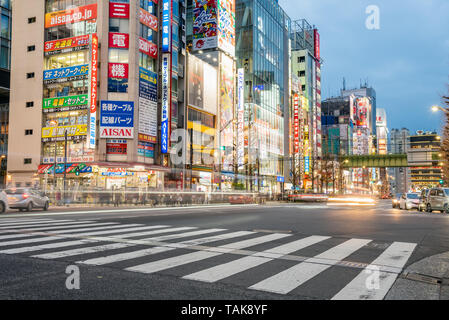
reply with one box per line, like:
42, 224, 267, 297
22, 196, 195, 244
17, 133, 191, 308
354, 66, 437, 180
0, 190, 9, 213
399, 193, 420, 210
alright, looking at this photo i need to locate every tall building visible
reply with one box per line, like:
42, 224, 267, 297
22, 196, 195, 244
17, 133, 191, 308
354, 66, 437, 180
408, 131, 443, 190
389, 128, 410, 194
235, 0, 291, 193
290, 19, 322, 190
7, 0, 187, 191
0, 0, 11, 187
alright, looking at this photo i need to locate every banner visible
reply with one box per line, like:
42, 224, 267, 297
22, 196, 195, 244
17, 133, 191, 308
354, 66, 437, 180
45, 4, 97, 28
237, 68, 245, 168
100, 101, 134, 139
161, 54, 171, 154
43, 65, 89, 84
44, 35, 90, 56
293, 94, 300, 154
88, 33, 98, 149
139, 68, 158, 143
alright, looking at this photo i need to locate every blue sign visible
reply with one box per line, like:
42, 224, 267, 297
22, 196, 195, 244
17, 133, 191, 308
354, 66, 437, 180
161, 55, 170, 154
44, 64, 89, 81
162, 0, 172, 53
305, 156, 310, 174
100, 101, 134, 128
277, 176, 285, 183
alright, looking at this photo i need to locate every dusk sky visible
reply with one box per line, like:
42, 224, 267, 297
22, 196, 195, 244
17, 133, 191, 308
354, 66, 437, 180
279, 0, 449, 134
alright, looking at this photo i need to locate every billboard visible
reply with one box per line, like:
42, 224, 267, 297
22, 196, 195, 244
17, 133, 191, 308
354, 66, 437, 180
237, 68, 245, 168
139, 7, 158, 32
314, 29, 320, 61
217, 0, 235, 56
45, 4, 97, 28
109, 33, 129, 49
42, 125, 88, 142
220, 54, 234, 129
88, 33, 98, 149
293, 94, 300, 154
44, 35, 90, 56
139, 67, 158, 144
355, 97, 370, 127
188, 54, 204, 109
108, 63, 129, 79
43, 95, 88, 112
43, 65, 89, 84
106, 140, 127, 155
139, 37, 158, 59
99, 101, 134, 139
161, 54, 171, 154
162, 0, 172, 52
109, 2, 130, 19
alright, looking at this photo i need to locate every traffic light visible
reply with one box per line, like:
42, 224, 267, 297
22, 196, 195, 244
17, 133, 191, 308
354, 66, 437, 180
220, 146, 226, 151
440, 179, 444, 185
75, 167, 80, 176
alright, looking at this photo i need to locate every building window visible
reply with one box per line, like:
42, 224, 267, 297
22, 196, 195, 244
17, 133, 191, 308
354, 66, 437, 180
298, 56, 305, 63
24, 158, 32, 164
28, 17, 36, 24
299, 70, 305, 77
26, 101, 34, 108
27, 45, 35, 52
26, 72, 35, 79
25, 129, 33, 136
302, 85, 306, 91
108, 78, 128, 93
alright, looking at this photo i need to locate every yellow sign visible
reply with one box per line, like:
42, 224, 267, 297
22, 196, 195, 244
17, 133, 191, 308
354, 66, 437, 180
42, 125, 88, 138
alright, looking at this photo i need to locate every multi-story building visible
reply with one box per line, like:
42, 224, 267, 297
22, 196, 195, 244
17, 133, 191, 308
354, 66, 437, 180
7, 0, 188, 192
235, 0, 291, 194
408, 131, 444, 190
389, 128, 410, 194
290, 19, 322, 190
0, 0, 11, 187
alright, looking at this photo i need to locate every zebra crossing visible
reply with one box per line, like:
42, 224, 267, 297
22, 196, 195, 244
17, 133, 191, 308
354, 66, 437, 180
0, 217, 417, 299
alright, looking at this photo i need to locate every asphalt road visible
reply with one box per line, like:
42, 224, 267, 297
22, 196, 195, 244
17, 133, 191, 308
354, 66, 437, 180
0, 200, 448, 300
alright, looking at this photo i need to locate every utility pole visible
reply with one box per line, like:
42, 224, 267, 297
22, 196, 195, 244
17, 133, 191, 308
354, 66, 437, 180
63, 130, 68, 206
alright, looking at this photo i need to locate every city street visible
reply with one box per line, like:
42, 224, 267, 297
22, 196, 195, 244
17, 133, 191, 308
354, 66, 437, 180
1, 201, 448, 300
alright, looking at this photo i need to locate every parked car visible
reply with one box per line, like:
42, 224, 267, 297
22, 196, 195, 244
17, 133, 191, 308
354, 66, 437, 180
392, 193, 402, 208
399, 193, 420, 210
0, 190, 9, 213
418, 189, 430, 212
5, 188, 50, 212
425, 188, 449, 213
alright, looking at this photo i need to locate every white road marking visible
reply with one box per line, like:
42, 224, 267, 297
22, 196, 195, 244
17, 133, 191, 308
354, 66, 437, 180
249, 238, 372, 294
331, 242, 417, 300
0, 239, 98, 254
32, 243, 134, 259
126, 233, 290, 274
0, 219, 72, 228
183, 235, 330, 283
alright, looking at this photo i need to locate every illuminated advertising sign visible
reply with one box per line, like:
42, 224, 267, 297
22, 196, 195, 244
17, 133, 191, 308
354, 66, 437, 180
42, 125, 88, 142
193, 0, 218, 51
106, 140, 128, 155
237, 68, 245, 168
43, 65, 89, 84
305, 156, 310, 174
220, 54, 234, 129
314, 29, 320, 61
100, 101, 134, 139
43, 95, 88, 112
45, 4, 97, 28
217, 0, 235, 56
44, 35, 90, 56
109, 33, 129, 49
139, 7, 158, 32
139, 67, 158, 143
109, 2, 130, 19
162, 0, 172, 52
138, 141, 155, 158
293, 94, 300, 154
356, 97, 369, 127
161, 54, 171, 154
138, 37, 158, 58
108, 63, 129, 79
88, 33, 98, 149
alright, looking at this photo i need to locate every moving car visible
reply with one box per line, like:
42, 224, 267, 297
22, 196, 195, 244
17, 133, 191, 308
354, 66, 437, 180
0, 190, 9, 213
418, 189, 430, 212
399, 193, 420, 210
392, 193, 402, 208
6, 188, 50, 212
425, 188, 449, 213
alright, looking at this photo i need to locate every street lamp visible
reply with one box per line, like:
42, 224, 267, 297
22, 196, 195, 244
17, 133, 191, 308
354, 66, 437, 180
431, 105, 448, 113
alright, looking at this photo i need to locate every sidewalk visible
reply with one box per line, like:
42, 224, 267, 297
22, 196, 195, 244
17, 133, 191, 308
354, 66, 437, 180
386, 251, 449, 300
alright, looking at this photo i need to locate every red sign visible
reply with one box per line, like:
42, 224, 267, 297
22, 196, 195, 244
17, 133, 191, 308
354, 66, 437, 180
139, 8, 158, 31
138, 37, 158, 58
89, 33, 98, 149
108, 63, 129, 79
107, 143, 127, 155
44, 35, 90, 53
109, 33, 130, 49
101, 128, 133, 138
45, 4, 97, 28
138, 133, 157, 144
293, 94, 300, 154
109, 2, 130, 19
314, 29, 320, 61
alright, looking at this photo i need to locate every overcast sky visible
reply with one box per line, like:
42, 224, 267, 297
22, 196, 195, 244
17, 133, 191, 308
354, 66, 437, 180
279, 0, 449, 133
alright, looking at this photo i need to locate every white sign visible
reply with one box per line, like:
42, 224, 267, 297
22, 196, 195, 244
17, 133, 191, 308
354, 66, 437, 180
100, 127, 134, 139
237, 68, 245, 168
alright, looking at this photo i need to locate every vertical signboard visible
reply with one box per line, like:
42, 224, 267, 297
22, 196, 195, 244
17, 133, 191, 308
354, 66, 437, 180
314, 29, 320, 61
237, 68, 245, 168
293, 94, 300, 154
88, 33, 98, 149
139, 67, 158, 143
217, 0, 235, 56
161, 54, 171, 154
162, 0, 172, 52
220, 54, 234, 129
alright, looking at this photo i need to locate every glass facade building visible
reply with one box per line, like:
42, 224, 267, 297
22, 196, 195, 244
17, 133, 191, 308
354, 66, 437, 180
236, 0, 290, 193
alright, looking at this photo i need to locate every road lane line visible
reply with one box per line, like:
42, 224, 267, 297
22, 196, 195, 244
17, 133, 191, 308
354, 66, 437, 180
249, 238, 372, 294
0, 239, 99, 254
331, 242, 417, 300
0, 221, 96, 231
125, 233, 290, 274
0, 220, 72, 228
77, 231, 253, 266
183, 236, 330, 283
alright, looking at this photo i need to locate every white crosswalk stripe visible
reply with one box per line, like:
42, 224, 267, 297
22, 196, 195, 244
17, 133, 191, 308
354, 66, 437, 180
183, 235, 330, 283
125, 233, 291, 274
0, 220, 418, 299
331, 242, 417, 300
249, 238, 372, 294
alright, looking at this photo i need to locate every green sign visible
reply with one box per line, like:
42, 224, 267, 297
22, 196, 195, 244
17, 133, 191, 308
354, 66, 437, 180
43, 95, 88, 109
